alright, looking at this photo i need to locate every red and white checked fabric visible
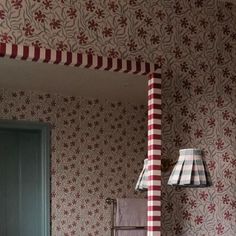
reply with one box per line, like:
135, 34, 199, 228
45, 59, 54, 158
148, 72, 161, 236
0, 43, 159, 76
0, 42, 162, 235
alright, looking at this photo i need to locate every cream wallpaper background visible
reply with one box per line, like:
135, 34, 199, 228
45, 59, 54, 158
0, 0, 236, 235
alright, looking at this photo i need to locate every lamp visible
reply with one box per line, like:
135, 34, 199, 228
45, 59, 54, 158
135, 158, 176, 191
168, 148, 211, 187
135, 159, 148, 191
135, 149, 210, 190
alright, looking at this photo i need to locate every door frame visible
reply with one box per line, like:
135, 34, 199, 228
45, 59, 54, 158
0, 42, 162, 235
0, 119, 51, 236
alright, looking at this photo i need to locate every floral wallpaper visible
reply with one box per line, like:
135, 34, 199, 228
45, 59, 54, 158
160, 1, 236, 235
0, 88, 146, 236
0, 0, 236, 235
161, 58, 236, 235
0, 0, 164, 62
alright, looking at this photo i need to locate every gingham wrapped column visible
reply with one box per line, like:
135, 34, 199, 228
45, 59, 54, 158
148, 72, 161, 236
0, 43, 159, 76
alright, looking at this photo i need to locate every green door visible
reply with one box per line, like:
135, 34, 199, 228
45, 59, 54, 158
0, 127, 49, 236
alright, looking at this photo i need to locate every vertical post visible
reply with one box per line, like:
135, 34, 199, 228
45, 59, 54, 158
147, 72, 161, 236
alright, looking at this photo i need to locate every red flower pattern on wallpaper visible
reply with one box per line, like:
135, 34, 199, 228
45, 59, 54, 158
0, 9, 5, 19
0, 0, 235, 235
0, 89, 146, 236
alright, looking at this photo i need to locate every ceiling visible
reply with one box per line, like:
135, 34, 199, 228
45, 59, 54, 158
0, 57, 147, 104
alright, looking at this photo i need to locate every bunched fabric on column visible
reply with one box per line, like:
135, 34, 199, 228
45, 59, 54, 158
147, 72, 161, 236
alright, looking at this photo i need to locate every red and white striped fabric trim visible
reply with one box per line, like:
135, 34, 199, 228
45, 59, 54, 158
0, 42, 162, 235
0, 43, 159, 76
148, 72, 161, 236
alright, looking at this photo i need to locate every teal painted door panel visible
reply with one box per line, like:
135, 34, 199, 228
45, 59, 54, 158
0, 129, 43, 236
0, 130, 19, 236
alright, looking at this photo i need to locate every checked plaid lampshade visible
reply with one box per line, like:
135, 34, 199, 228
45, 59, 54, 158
168, 149, 211, 187
135, 158, 148, 191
